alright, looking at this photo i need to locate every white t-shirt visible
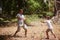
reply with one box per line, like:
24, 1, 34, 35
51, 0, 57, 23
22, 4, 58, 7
16, 13, 25, 26
46, 20, 53, 29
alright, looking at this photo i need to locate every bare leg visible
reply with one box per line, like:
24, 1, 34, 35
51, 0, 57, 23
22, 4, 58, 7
46, 29, 49, 39
23, 24, 27, 37
50, 30, 56, 38
13, 26, 20, 36
25, 29, 27, 37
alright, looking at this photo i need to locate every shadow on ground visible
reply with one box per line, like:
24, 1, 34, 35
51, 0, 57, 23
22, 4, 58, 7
0, 20, 17, 27
0, 35, 22, 40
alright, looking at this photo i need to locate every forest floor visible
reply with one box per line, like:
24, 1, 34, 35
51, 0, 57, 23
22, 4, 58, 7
0, 20, 60, 40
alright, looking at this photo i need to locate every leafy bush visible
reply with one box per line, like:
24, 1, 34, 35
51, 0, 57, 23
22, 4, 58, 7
46, 12, 54, 17
25, 14, 39, 24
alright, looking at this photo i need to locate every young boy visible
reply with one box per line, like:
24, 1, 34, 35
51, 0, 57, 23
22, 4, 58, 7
13, 9, 28, 37
45, 16, 56, 39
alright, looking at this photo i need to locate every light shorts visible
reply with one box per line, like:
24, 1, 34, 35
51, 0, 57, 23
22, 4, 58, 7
48, 27, 53, 30
18, 21, 28, 29
23, 24, 28, 29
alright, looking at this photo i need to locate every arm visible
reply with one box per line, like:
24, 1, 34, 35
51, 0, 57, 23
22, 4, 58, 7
16, 14, 22, 20
51, 17, 55, 24
17, 16, 21, 20
51, 20, 55, 24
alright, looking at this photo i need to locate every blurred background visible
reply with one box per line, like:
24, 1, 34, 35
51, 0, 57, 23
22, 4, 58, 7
0, 0, 60, 26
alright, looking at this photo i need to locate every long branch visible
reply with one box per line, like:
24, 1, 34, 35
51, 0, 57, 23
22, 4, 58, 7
56, 1, 60, 4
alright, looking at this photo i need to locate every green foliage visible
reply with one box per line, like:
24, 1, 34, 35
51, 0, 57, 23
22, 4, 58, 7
25, 14, 39, 24
46, 12, 54, 17
24, 0, 49, 15
1, 0, 54, 22
28, 0, 40, 9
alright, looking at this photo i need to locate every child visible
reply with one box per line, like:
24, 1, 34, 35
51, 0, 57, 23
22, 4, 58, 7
13, 9, 28, 37
45, 16, 56, 39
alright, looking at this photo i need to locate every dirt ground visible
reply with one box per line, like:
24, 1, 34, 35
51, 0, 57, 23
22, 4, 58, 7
0, 20, 60, 40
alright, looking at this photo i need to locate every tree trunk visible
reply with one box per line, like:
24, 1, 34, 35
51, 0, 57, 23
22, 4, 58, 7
53, 0, 60, 24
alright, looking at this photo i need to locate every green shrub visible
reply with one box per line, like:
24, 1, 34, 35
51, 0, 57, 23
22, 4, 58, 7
25, 14, 39, 24
46, 12, 53, 17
